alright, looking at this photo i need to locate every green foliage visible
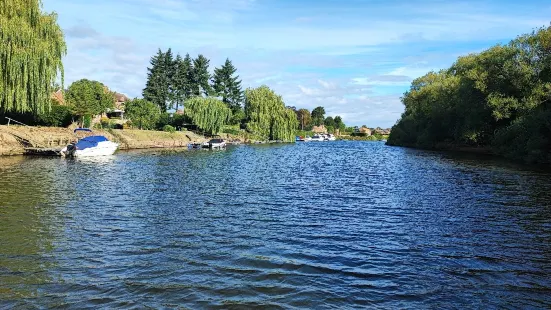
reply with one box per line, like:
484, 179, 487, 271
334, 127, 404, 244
334, 116, 346, 131
125, 98, 161, 130
212, 58, 244, 112
162, 124, 176, 133
191, 55, 213, 97
297, 108, 311, 130
184, 97, 231, 134
295, 130, 314, 137
222, 125, 241, 135
0, 0, 66, 114
229, 108, 246, 125
66, 79, 115, 117
172, 53, 193, 111
82, 115, 92, 128
244, 86, 298, 142
143, 49, 173, 112
311, 106, 325, 126
324, 116, 335, 128
36, 100, 73, 127
388, 25, 551, 163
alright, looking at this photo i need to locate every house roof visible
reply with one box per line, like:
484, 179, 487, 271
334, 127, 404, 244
114, 92, 129, 102
51, 89, 65, 105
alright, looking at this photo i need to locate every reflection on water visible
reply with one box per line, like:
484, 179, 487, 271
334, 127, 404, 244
1, 142, 551, 308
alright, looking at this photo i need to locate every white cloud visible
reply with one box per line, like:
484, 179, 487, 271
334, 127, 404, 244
42, 0, 551, 127
317, 79, 337, 90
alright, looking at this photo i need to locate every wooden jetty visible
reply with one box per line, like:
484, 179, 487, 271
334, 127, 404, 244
1, 118, 67, 156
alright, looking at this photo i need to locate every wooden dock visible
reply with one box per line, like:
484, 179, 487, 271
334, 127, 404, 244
25, 147, 64, 156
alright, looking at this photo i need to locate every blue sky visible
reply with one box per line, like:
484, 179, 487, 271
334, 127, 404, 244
43, 0, 550, 127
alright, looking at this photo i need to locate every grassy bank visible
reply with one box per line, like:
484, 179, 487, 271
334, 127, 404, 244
0, 125, 207, 156
340, 134, 389, 141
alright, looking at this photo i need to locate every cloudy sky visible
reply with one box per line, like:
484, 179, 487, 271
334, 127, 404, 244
43, 0, 550, 127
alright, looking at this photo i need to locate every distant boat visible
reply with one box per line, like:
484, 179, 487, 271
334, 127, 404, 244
296, 136, 306, 142
202, 138, 226, 149
325, 134, 336, 141
61, 128, 118, 157
311, 134, 324, 141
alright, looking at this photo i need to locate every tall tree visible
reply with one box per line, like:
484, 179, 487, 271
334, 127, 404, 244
311, 106, 326, 126
143, 48, 173, 112
191, 54, 213, 97
172, 54, 193, 111
185, 97, 231, 134
125, 98, 161, 130
66, 79, 114, 120
297, 109, 311, 130
212, 58, 243, 112
244, 86, 298, 142
0, 0, 67, 114
324, 116, 335, 128
334, 115, 346, 131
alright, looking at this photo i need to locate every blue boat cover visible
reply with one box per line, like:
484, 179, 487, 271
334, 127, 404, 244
75, 135, 109, 150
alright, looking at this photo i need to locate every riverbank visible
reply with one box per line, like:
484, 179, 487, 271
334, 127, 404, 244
0, 125, 209, 156
339, 134, 389, 141
385, 140, 495, 155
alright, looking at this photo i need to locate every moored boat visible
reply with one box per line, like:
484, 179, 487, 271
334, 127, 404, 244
311, 134, 324, 141
202, 138, 226, 149
61, 128, 118, 157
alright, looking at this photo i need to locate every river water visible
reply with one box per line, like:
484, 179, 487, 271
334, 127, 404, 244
1, 141, 550, 308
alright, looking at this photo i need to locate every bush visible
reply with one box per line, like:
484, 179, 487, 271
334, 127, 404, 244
82, 115, 92, 128
36, 101, 74, 127
163, 124, 176, 133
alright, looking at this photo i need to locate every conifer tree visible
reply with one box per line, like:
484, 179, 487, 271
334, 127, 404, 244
212, 58, 244, 112
143, 48, 174, 112
191, 54, 213, 97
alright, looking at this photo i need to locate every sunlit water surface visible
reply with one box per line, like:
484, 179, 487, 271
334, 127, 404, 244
1, 141, 551, 308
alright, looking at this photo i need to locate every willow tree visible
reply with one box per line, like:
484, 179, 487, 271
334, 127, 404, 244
0, 0, 66, 114
244, 86, 298, 142
185, 97, 231, 134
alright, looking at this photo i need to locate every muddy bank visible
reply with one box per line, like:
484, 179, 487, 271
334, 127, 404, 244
0, 125, 208, 156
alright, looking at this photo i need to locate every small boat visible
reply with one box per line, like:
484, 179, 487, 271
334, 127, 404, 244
202, 138, 227, 149
188, 142, 202, 149
296, 136, 306, 142
61, 128, 118, 157
304, 136, 312, 142
311, 134, 324, 141
325, 134, 336, 141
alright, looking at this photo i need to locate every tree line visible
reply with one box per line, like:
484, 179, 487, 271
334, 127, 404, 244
387, 25, 551, 164
137, 48, 347, 140
142, 49, 243, 119
0, 1, 347, 142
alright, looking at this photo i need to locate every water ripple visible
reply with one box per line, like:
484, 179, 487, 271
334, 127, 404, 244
1, 142, 551, 308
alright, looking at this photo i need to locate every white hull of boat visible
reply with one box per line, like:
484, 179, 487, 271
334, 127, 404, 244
62, 141, 119, 157
210, 142, 226, 148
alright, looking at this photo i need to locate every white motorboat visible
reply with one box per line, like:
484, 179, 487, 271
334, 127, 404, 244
61, 128, 118, 157
311, 134, 325, 141
202, 138, 227, 149
325, 134, 336, 141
